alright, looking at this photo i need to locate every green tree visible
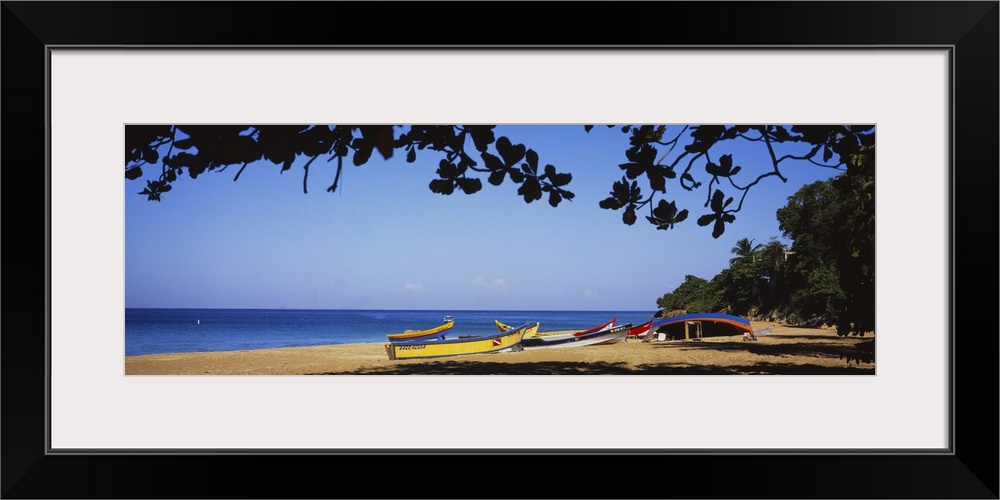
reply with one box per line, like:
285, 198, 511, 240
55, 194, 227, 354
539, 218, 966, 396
657, 236, 790, 319
656, 275, 718, 312
729, 237, 764, 265
753, 239, 792, 315
125, 124, 874, 239
711, 237, 788, 316
713, 263, 758, 315
776, 145, 875, 335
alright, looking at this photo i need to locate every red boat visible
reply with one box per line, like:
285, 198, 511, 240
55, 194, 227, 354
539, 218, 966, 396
573, 318, 616, 336
626, 320, 653, 339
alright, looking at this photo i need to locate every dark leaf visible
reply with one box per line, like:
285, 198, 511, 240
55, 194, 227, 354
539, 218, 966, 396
282, 158, 294, 172
719, 154, 733, 170
437, 159, 457, 179
496, 136, 526, 167
299, 126, 335, 156
517, 178, 542, 203
509, 170, 524, 183
482, 152, 504, 171
697, 213, 715, 226
599, 197, 622, 210
705, 155, 740, 177
165, 169, 177, 182
456, 154, 474, 173
353, 145, 372, 166
652, 199, 676, 220
361, 126, 394, 160
188, 163, 208, 179
772, 126, 792, 142
548, 191, 561, 207
584, 125, 594, 133
144, 147, 159, 164
550, 172, 571, 187
457, 177, 482, 195
163, 151, 189, 169
629, 180, 643, 203
721, 127, 742, 140
647, 169, 665, 192
710, 189, 725, 212
429, 178, 454, 195
468, 126, 496, 153
623, 207, 637, 225
611, 179, 630, 200
629, 125, 659, 146
488, 170, 506, 186
649, 201, 687, 230
406, 147, 416, 163
625, 143, 657, 166
624, 162, 647, 179
543, 164, 556, 178
496, 136, 512, 156
525, 149, 538, 170
712, 218, 726, 238
823, 146, 833, 162
173, 138, 195, 150
790, 125, 833, 144
125, 166, 143, 180
686, 125, 726, 153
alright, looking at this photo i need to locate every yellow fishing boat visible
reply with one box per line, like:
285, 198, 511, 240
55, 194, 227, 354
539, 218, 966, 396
496, 319, 611, 339
385, 323, 530, 360
385, 317, 455, 341
494, 320, 541, 338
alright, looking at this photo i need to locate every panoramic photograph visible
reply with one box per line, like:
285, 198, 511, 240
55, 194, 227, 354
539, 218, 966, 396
124, 124, 875, 375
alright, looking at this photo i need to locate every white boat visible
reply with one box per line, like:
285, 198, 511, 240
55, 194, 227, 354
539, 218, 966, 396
520, 322, 631, 349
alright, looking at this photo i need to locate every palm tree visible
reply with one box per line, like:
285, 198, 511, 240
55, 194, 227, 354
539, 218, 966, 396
730, 237, 763, 265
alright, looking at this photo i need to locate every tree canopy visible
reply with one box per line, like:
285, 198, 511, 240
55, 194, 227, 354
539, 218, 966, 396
125, 124, 875, 239
653, 144, 875, 336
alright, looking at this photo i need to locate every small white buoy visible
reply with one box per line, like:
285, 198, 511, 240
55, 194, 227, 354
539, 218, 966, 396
197, 319, 200, 325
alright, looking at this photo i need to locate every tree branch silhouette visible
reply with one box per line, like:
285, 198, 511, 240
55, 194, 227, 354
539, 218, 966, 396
125, 124, 873, 239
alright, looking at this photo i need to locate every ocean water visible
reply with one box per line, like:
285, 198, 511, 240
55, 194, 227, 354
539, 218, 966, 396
124, 309, 657, 356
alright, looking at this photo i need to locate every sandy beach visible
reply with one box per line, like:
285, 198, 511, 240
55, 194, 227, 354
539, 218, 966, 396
124, 322, 875, 375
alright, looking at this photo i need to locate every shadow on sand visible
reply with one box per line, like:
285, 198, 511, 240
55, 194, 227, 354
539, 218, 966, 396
652, 337, 874, 363
310, 334, 876, 375
842, 339, 875, 366
311, 359, 874, 376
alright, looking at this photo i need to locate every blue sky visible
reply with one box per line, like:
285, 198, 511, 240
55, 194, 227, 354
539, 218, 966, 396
125, 125, 841, 311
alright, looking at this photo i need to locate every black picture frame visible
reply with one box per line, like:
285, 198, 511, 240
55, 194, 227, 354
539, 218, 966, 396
3, 2, 997, 498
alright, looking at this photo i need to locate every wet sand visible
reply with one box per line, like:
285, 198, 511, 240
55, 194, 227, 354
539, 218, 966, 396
124, 322, 875, 375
